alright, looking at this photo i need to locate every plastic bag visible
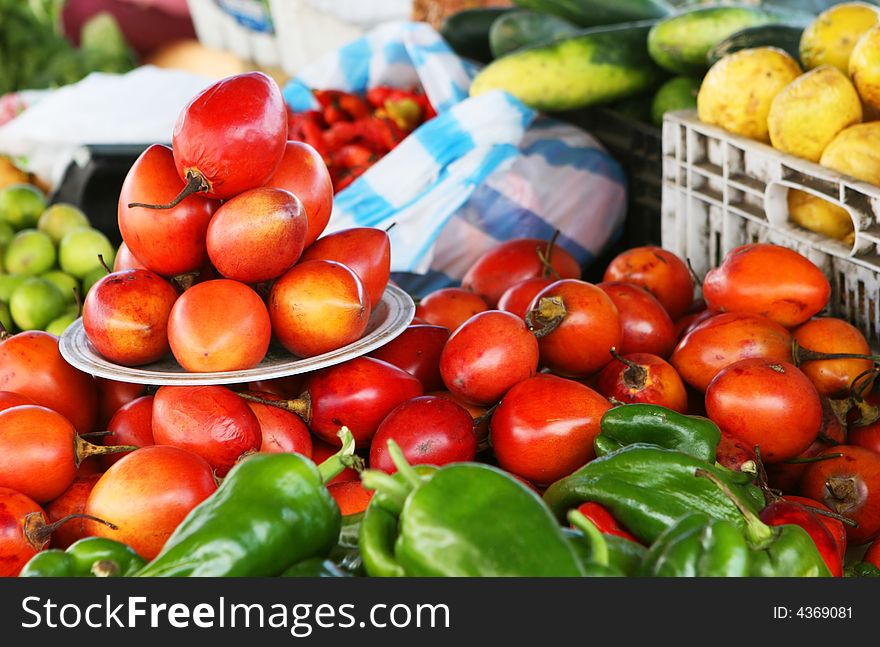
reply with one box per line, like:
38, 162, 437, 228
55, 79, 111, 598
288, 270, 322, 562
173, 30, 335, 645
283, 21, 627, 296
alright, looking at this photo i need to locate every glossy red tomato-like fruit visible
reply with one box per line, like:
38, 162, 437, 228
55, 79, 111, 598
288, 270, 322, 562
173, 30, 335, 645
243, 391, 312, 457
0, 487, 49, 576
439, 310, 538, 406
673, 309, 714, 342
265, 141, 334, 247
801, 445, 880, 545
784, 495, 847, 561
850, 421, 880, 455
528, 279, 621, 377
171, 71, 287, 200
167, 279, 271, 372
671, 312, 793, 392
490, 374, 612, 485
152, 385, 261, 475
206, 187, 307, 283
428, 390, 490, 445
598, 282, 676, 357
703, 244, 830, 328
118, 144, 219, 276
793, 317, 873, 398
45, 474, 101, 549
0, 390, 34, 413
497, 277, 554, 320
94, 379, 145, 430
415, 288, 489, 332
299, 227, 391, 309
311, 438, 359, 485
244, 375, 305, 399
327, 481, 374, 516
102, 395, 155, 469
269, 260, 370, 358
714, 433, 757, 472
84, 446, 217, 560
0, 331, 97, 434
113, 241, 147, 272
596, 352, 688, 412
705, 358, 822, 463
760, 499, 842, 576
83, 270, 179, 366
369, 396, 477, 473
462, 238, 581, 307
765, 438, 829, 495
305, 357, 424, 448
603, 246, 694, 319
369, 324, 449, 392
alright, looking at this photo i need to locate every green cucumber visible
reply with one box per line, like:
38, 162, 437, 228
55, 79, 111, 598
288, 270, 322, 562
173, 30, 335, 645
706, 24, 804, 66
651, 76, 701, 126
470, 20, 666, 112
489, 10, 579, 58
648, 4, 794, 76
440, 7, 513, 63
512, 0, 673, 28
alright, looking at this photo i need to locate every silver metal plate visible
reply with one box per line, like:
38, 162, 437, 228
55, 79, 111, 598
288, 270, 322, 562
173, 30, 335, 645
59, 284, 415, 385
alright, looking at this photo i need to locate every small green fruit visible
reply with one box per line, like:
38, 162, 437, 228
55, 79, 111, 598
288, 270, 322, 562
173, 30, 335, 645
38, 203, 90, 244
41, 270, 80, 305
4, 229, 56, 276
45, 311, 79, 336
59, 228, 115, 279
0, 301, 12, 332
81, 265, 110, 296
0, 184, 47, 230
0, 274, 26, 302
9, 277, 65, 330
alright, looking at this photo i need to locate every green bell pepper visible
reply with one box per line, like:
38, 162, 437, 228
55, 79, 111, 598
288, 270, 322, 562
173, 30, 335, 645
281, 558, 350, 577
844, 562, 880, 577
360, 442, 587, 576
543, 444, 765, 544
19, 537, 145, 577
637, 512, 750, 577
595, 404, 721, 462
136, 429, 360, 577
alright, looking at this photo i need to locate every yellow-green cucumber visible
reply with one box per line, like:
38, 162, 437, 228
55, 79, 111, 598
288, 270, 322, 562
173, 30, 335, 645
489, 10, 579, 58
512, 0, 672, 27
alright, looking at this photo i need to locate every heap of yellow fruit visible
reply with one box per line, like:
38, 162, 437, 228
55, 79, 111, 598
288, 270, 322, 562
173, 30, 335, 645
697, 1, 880, 245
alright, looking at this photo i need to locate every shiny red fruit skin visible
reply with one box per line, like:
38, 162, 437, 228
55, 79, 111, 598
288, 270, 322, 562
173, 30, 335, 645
84, 446, 217, 560
714, 433, 756, 472
0, 391, 35, 413
368, 324, 449, 392
498, 277, 554, 320
95, 379, 145, 430
102, 395, 155, 469
671, 312, 793, 392
596, 352, 688, 412
439, 310, 539, 406
603, 246, 694, 319
243, 391, 312, 457
784, 495, 847, 561
490, 374, 612, 486
306, 357, 424, 448
118, 144, 219, 276
172, 71, 288, 199
760, 500, 842, 577
0, 405, 81, 502
462, 238, 581, 307
765, 438, 829, 494
575, 502, 639, 542
327, 481, 374, 516
299, 227, 391, 309
850, 423, 880, 455
530, 279, 622, 377
0, 487, 47, 577
45, 475, 102, 549
206, 187, 308, 283
113, 242, 147, 272
369, 396, 477, 473
702, 243, 830, 328
705, 358, 822, 463
673, 309, 713, 342
83, 269, 179, 366
0, 331, 97, 435
152, 385, 262, 475
598, 281, 676, 358
265, 141, 334, 247
801, 445, 880, 545
415, 288, 489, 332
865, 536, 880, 568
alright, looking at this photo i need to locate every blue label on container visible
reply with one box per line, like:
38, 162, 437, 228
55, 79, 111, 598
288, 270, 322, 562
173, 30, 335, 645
215, 0, 274, 33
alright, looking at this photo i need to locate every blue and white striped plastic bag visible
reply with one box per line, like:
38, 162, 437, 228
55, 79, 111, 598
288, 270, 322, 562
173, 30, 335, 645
283, 21, 627, 296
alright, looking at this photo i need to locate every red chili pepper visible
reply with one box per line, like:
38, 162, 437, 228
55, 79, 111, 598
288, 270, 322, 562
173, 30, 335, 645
323, 121, 360, 150
366, 86, 397, 109
330, 144, 376, 169
356, 115, 406, 154
338, 93, 372, 120
287, 112, 329, 160
574, 502, 640, 543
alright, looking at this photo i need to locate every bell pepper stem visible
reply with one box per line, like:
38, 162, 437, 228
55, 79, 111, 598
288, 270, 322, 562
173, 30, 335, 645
387, 440, 424, 491
567, 510, 609, 567
694, 468, 776, 549
317, 427, 360, 483
360, 470, 410, 514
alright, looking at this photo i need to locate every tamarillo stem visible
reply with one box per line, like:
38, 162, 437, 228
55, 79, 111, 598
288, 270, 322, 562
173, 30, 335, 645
127, 171, 209, 210
235, 391, 311, 422
23, 512, 118, 550
610, 347, 647, 390
525, 296, 567, 339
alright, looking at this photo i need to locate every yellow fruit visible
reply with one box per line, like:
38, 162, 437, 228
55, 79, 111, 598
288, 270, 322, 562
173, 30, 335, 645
800, 2, 880, 74
788, 190, 855, 243
697, 47, 802, 143
767, 65, 862, 162
0, 157, 29, 191
850, 26, 880, 112
820, 121, 880, 183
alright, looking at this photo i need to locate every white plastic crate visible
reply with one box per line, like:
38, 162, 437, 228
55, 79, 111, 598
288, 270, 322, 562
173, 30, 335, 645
661, 109, 880, 346
187, 0, 413, 75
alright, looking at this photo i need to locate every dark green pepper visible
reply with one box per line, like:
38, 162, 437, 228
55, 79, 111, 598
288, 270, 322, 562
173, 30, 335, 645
695, 468, 830, 578
637, 512, 750, 577
844, 562, 880, 577
360, 443, 587, 576
561, 527, 646, 576
19, 537, 145, 577
281, 558, 350, 577
543, 444, 765, 544
564, 510, 629, 576
595, 403, 721, 462
136, 429, 359, 577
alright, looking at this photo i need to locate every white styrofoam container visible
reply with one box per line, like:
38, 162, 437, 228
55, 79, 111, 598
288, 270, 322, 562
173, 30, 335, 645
662, 109, 880, 346
186, 0, 413, 75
